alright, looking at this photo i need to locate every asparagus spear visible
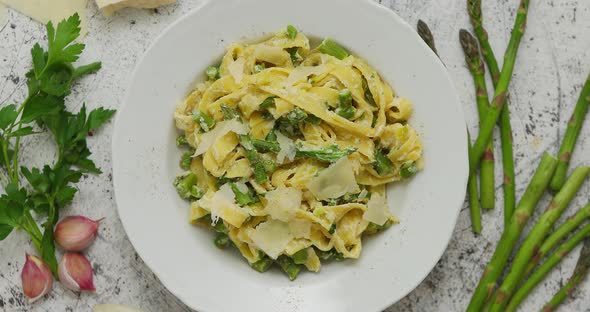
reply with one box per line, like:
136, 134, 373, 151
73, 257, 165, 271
505, 222, 590, 312
524, 202, 590, 278
550, 74, 590, 192
467, 132, 482, 234
460, 29, 496, 210
541, 238, 590, 312
468, 0, 529, 179
417, 20, 438, 56
488, 167, 590, 311
467, 0, 516, 223
466, 153, 558, 312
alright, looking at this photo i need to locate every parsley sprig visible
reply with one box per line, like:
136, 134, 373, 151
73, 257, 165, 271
0, 14, 115, 275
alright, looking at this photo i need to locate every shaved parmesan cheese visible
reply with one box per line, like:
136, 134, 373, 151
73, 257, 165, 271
289, 219, 311, 239
307, 157, 360, 200
264, 187, 302, 222
275, 132, 296, 164
209, 184, 249, 228
193, 119, 249, 156
251, 220, 293, 259
0, 0, 88, 35
363, 193, 389, 226
228, 58, 246, 83
95, 0, 176, 16
285, 65, 327, 86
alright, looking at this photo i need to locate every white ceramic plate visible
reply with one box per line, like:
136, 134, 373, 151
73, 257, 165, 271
112, 0, 468, 311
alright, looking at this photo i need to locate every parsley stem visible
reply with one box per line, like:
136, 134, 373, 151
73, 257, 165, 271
11, 126, 22, 184
1, 139, 14, 179
23, 211, 42, 250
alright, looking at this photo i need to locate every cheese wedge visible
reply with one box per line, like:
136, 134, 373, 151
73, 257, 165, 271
0, 0, 87, 35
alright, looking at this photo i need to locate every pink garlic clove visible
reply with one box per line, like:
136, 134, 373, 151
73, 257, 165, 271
58, 252, 96, 292
21, 254, 54, 302
54, 216, 103, 251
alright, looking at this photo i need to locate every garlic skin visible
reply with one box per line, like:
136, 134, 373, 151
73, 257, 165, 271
58, 253, 96, 292
21, 254, 54, 302
54, 216, 102, 251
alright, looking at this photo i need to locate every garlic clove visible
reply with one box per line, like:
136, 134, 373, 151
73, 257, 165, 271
21, 254, 54, 302
54, 216, 103, 251
58, 252, 96, 292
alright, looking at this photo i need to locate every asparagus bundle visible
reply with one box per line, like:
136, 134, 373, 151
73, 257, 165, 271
466, 153, 558, 311
542, 238, 590, 312
468, 0, 528, 177
488, 167, 590, 311
505, 220, 590, 311
524, 202, 590, 278
467, 0, 516, 223
550, 74, 590, 192
460, 29, 496, 210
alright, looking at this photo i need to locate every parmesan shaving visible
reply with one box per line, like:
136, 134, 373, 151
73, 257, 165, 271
209, 184, 249, 228
275, 132, 296, 164
289, 219, 311, 239
193, 119, 249, 156
285, 65, 327, 86
363, 193, 389, 226
250, 220, 293, 259
307, 157, 360, 200
228, 58, 246, 84
264, 187, 302, 222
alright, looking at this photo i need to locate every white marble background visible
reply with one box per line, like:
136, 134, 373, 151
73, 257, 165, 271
0, 0, 589, 311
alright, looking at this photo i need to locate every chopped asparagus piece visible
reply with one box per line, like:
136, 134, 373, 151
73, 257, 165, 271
179, 151, 193, 170
286, 47, 301, 64
239, 135, 271, 183
213, 220, 228, 234
304, 114, 322, 125
362, 78, 376, 106
400, 162, 418, 178
295, 144, 356, 163
328, 223, 336, 234
173, 173, 203, 200
251, 256, 273, 273
253, 64, 266, 73
214, 233, 230, 249
259, 97, 275, 110
286, 25, 298, 39
206, 66, 220, 80
318, 38, 349, 60
336, 89, 355, 119
276, 255, 301, 281
220, 104, 241, 121
192, 110, 216, 132
373, 148, 393, 175
176, 135, 188, 147
292, 249, 308, 265
230, 182, 259, 205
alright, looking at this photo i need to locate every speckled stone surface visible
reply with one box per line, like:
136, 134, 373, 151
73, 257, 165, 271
0, 0, 589, 311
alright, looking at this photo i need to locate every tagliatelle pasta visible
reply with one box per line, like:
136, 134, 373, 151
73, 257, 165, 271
173, 26, 423, 280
